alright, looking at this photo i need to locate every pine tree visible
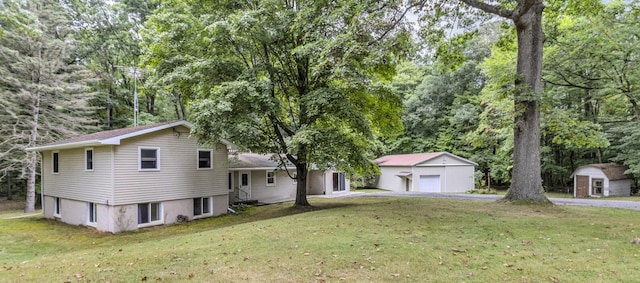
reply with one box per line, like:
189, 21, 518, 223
0, 0, 97, 212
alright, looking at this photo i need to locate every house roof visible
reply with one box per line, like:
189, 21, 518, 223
26, 120, 233, 151
375, 152, 478, 167
229, 153, 295, 170
573, 163, 631, 181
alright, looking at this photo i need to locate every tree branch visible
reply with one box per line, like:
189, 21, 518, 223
458, 0, 515, 19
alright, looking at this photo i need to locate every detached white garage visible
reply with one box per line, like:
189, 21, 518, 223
374, 152, 477, 193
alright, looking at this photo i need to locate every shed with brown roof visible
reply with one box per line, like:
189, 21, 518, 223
373, 152, 477, 193
571, 163, 631, 198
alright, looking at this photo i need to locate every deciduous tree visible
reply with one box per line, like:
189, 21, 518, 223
143, 0, 409, 206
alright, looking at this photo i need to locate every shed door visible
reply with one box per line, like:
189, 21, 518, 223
575, 175, 589, 198
419, 175, 441, 192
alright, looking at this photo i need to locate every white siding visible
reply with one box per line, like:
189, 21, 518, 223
609, 180, 631, 197
323, 170, 351, 195
375, 166, 412, 192
416, 155, 473, 166
42, 146, 113, 204
112, 126, 228, 205
442, 165, 475, 193
377, 164, 474, 193
573, 167, 610, 197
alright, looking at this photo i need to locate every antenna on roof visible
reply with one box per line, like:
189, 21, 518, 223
115, 66, 145, 127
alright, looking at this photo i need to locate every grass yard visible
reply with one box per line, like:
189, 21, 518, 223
2, 197, 640, 282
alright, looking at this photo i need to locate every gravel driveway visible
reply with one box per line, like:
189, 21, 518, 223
343, 191, 640, 211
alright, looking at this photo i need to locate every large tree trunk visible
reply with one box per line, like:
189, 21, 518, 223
25, 152, 37, 213
25, 94, 41, 213
294, 163, 310, 207
503, 1, 549, 203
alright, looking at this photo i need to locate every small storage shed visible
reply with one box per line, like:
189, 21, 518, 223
374, 152, 477, 193
571, 163, 631, 198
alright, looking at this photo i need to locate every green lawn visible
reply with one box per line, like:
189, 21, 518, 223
2, 197, 640, 282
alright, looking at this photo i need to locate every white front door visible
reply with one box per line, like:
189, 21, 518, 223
239, 171, 251, 199
419, 175, 441, 192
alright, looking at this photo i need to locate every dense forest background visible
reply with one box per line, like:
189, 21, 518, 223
1, 0, 638, 201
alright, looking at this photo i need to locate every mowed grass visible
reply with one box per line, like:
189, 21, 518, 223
2, 197, 640, 282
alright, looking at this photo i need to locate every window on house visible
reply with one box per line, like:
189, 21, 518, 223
266, 171, 276, 186
52, 152, 59, 173
228, 172, 233, 191
139, 148, 159, 170
88, 202, 97, 225
85, 148, 94, 171
54, 197, 61, 216
197, 150, 212, 169
293, 173, 297, 184
138, 202, 162, 225
193, 197, 211, 217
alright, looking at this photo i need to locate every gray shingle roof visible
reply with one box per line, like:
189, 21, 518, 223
229, 153, 295, 169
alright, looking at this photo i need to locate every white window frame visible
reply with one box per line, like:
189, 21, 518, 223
52, 151, 59, 174
266, 171, 276, 187
196, 149, 213, 170
85, 147, 94, 171
54, 197, 61, 217
138, 147, 160, 171
193, 197, 212, 218
137, 202, 163, 227
87, 202, 97, 227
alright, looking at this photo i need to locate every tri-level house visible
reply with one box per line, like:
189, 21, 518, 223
26, 121, 231, 233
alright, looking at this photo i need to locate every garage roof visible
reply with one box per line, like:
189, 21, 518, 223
375, 152, 477, 167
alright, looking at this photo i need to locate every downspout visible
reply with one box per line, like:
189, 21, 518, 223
110, 146, 116, 232
39, 152, 44, 215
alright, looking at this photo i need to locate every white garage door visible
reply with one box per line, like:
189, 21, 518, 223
419, 175, 441, 192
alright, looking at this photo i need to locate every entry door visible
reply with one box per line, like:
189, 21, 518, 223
419, 175, 441, 192
239, 171, 251, 199
575, 175, 589, 198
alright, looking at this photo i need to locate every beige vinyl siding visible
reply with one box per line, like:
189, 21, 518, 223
112, 126, 228, 205
42, 147, 113, 204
